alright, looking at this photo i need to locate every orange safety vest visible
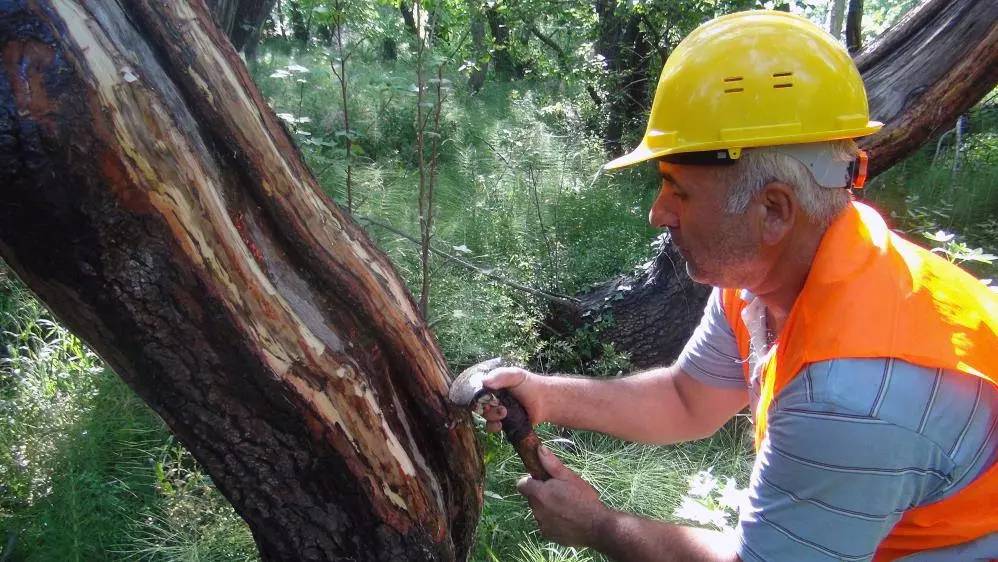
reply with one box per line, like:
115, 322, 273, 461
720, 202, 998, 561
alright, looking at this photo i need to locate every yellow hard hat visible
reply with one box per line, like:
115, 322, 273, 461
604, 10, 882, 170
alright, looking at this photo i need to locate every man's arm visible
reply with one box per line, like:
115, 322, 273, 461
592, 509, 741, 562
483, 288, 749, 444
532, 366, 748, 444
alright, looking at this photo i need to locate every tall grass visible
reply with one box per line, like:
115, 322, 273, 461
0, 269, 254, 561
474, 421, 752, 562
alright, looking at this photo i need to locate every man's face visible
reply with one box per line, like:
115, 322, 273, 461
649, 160, 764, 288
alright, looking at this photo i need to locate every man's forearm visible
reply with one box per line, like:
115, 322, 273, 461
590, 509, 740, 562
536, 366, 703, 444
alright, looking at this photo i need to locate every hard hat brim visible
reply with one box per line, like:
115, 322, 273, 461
603, 121, 883, 172
603, 142, 659, 171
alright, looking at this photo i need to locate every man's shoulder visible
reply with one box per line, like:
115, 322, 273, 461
769, 357, 996, 497
774, 358, 991, 431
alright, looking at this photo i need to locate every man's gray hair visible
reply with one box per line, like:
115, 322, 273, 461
723, 140, 857, 227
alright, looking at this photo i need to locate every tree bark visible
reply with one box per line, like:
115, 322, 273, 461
207, 0, 239, 38
547, 240, 710, 369
846, 0, 864, 53
0, 1, 482, 561
286, 0, 310, 44
828, 0, 846, 39
207, 0, 277, 58
486, 5, 521, 78
400, 1, 418, 37
236, 0, 278, 61
566, 0, 998, 369
594, 0, 653, 156
466, 0, 488, 93
857, 0, 998, 176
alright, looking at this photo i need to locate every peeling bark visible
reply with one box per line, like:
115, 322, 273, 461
0, 1, 482, 560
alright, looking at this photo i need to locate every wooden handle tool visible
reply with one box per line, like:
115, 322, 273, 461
449, 357, 549, 480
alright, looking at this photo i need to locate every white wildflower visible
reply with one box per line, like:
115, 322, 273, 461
688, 468, 718, 498
924, 230, 955, 243
717, 477, 748, 512
675, 497, 728, 528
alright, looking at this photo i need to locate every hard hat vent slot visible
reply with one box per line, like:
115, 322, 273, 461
724, 88, 744, 93
723, 76, 743, 82
773, 71, 793, 77
773, 83, 793, 88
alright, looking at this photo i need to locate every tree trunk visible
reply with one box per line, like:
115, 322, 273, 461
846, 0, 864, 53
486, 5, 521, 78
566, 0, 998, 369
829, 0, 846, 39
207, 0, 239, 38
232, 0, 278, 61
208, 0, 277, 58
547, 240, 710, 369
857, 0, 998, 176
594, 0, 653, 156
400, 1, 418, 37
0, 1, 482, 561
466, 0, 488, 93
286, 0, 310, 44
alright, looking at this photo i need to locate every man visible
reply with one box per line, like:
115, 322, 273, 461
481, 10, 997, 562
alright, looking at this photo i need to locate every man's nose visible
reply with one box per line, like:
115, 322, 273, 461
648, 187, 679, 229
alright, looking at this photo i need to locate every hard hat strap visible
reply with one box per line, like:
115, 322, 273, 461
659, 144, 870, 190
659, 150, 739, 166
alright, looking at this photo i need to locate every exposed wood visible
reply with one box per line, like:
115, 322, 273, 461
400, 1, 418, 37
0, 1, 482, 560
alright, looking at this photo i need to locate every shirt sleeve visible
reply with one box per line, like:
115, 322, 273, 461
675, 287, 747, 389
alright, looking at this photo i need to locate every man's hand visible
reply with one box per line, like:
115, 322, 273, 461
481, 367, 547, 433
516, 446, 610, 548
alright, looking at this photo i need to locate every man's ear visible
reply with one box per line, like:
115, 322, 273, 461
759, 181, 795, 246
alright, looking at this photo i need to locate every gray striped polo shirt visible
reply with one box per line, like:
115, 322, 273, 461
677, 288, 998, 561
